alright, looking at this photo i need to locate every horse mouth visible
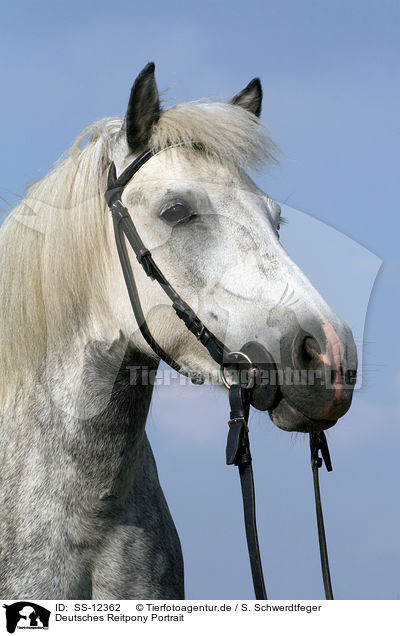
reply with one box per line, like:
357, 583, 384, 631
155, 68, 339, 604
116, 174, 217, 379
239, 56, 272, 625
269, 395, 338, 433
220, 339, 355, 433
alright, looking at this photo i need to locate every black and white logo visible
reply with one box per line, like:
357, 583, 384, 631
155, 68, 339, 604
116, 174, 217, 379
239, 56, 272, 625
2, 602, 50, 633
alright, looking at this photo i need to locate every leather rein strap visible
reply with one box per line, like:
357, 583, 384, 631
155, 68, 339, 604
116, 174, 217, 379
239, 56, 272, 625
226, 384, 267, 599
310, 432, 334, 599
104, 147, 334, 601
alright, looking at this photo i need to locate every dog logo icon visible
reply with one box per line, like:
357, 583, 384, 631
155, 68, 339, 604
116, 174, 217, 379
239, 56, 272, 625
2, 602, 50, 633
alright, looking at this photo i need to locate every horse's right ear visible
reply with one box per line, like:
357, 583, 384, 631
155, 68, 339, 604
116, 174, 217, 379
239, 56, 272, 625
125, 62, 160, 152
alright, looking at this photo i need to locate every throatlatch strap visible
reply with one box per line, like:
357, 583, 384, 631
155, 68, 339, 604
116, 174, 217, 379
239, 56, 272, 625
112, 211, 181, 372
226, 384, 267, 600
310, 431, 334, 600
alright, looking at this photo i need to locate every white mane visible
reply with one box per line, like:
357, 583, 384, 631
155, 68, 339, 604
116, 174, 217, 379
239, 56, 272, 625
150, 101, 278, 168
0, 102, 277, 401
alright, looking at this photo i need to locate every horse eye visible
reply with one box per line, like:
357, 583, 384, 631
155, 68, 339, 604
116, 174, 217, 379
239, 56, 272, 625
160, 203, 194, 226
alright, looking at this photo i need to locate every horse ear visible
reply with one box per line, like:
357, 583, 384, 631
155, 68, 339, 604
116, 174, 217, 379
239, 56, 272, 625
230, 78, 262, 117
125, 62, 160, 151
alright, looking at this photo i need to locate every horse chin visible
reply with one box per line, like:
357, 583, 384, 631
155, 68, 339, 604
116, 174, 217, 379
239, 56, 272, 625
269, 397, 337, 433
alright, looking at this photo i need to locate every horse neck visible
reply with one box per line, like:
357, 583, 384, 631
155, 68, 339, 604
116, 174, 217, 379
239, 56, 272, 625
76, 338, 158, 494
24, 334, 159, 501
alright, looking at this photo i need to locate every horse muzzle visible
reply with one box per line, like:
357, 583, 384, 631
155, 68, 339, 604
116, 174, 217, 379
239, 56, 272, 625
230, 319, 357, 433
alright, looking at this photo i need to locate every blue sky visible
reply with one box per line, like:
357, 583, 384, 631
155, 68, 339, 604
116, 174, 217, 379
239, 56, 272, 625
1, 0, 399, 599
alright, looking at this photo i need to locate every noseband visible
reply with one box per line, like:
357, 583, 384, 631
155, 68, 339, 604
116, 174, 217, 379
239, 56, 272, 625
105, 147, 334, 600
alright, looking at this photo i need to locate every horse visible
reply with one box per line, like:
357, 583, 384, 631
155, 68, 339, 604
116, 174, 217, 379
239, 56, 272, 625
0, 63, 357, 599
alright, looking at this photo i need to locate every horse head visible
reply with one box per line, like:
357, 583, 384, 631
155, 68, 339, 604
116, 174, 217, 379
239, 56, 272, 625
106, 63, 357, 433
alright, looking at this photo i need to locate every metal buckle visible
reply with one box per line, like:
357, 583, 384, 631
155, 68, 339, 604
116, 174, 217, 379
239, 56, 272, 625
228, 416, 249, 432
196, 324, 205, 340
220, 351, 256, 390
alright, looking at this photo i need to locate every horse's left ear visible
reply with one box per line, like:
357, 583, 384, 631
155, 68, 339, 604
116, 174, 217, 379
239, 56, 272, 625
125, 62, 160, 151
230, 78, 262, 117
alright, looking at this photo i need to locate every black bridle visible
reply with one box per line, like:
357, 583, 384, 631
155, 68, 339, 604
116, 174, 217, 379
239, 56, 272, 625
105, 147, 334, 600
105, 149, 228, 374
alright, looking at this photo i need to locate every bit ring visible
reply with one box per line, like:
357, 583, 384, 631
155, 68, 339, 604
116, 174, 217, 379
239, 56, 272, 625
220, 351, 256, 389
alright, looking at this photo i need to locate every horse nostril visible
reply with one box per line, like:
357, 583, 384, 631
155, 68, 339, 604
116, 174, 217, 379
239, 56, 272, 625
302, 336, 322, 369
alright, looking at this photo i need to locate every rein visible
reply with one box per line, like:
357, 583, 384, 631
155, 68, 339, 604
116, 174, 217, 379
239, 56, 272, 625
105, 147, 334, 600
